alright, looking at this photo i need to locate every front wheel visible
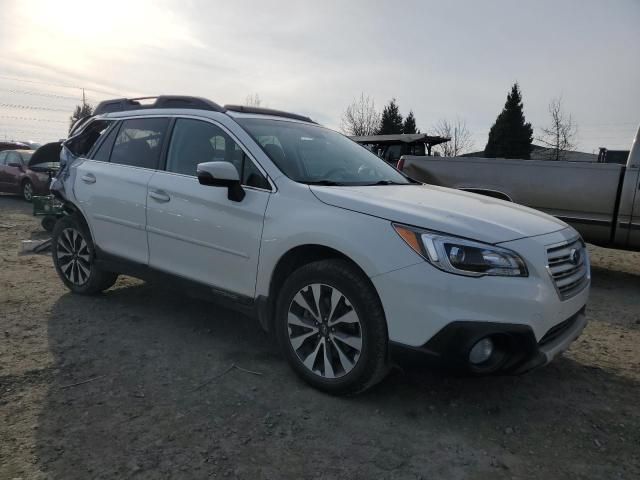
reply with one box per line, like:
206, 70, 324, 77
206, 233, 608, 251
22, 180, 33, 202
275, 259, 389, 395
52, 215, 118, 294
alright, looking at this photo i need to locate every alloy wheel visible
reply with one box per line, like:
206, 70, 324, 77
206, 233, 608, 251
287, 283, 363, 379
23, 181, 33, 201
56, 228, 91, 285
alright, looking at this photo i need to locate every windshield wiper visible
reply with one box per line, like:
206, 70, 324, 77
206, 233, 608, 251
302, 180, 345, 186
365, 180, 409, 186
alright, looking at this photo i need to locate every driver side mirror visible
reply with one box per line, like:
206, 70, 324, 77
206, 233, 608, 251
8, 162, 23, 169
197, 161, 245, 202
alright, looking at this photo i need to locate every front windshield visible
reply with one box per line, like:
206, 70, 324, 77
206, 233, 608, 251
236, 117, 410, 185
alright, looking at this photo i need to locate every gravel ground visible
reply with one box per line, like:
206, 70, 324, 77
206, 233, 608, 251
1, 194, 639, 479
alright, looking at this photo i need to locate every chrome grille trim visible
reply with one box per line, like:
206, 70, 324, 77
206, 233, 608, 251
546, 237, 589, 300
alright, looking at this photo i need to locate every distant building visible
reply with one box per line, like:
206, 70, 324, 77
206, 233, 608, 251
462, 144, 598, 162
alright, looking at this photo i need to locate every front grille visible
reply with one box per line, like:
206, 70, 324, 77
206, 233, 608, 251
546, 237, 589, 300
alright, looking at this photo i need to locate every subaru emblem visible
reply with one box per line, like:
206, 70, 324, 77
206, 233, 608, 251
569, 248, 581, 265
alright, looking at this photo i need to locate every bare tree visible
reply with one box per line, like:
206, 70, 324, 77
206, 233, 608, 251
432, 117, 474, 157
537, 97, 577, 161
245, 93, 262, 107
340, 93, 380, 136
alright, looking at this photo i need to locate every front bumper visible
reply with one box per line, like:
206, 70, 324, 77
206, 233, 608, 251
372, 227, 589, 373
389, 308, 587, 374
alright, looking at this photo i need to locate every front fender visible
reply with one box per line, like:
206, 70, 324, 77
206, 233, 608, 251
254, 184, 422, 298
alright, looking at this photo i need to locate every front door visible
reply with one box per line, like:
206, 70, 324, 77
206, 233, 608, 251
4, 151, 24, 194
74, 117, 170, 264
146, 117, 271, 298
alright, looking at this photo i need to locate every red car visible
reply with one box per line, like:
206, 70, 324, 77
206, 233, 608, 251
0, 149, 55, 201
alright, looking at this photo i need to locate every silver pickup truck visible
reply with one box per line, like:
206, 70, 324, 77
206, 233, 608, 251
398, 126, 640, 251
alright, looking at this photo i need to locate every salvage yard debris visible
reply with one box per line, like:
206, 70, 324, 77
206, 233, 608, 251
193, 364, 263, 392
19, 238, 51, 255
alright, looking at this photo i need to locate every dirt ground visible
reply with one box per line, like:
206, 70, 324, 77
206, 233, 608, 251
1, 194, 639, 480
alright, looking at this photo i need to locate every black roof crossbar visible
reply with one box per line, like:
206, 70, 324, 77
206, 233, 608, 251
92, 95, 315, 123
94, 96, 225, 115
223, 105, 315, 123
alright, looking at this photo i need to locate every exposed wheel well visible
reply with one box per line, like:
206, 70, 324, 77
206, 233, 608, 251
462, 188, 513, 202
61, 202, 92, 239
259, 245, 376, 332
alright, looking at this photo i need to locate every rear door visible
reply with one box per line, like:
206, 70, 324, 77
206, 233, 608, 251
146, 117, 271, 298
74, 117, 170, 264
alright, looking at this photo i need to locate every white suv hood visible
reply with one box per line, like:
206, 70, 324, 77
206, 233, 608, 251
310, 184, 568, 244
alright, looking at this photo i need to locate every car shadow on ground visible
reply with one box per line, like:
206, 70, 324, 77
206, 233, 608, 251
591, 264, 640, 288
34, 280, 640, 479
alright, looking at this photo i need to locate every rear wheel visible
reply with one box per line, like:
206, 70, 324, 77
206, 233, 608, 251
275, 259, 389, 395
52, 215, 118, 294
22, 180, 33, 202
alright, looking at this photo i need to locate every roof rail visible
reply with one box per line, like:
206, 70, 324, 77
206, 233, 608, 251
223, 105, 315, 123
94, 96, 224, 115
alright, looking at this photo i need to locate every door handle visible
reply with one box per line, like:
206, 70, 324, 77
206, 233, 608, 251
81, 173, 96, 184
149, 190, 171, 202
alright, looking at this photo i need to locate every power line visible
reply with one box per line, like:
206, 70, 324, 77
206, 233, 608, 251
0, 74, 81, 90
0, 103, 70, 112
0, 87, 80, 101
0, 115, 67, 123
0, 124, 67, 132
0, 75, 127, 98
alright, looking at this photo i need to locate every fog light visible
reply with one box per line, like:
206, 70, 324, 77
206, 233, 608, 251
469, 337, 494, 364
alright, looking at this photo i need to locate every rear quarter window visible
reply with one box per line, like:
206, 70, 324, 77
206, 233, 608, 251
65, 119, 113, 157
91, 123, 120, 162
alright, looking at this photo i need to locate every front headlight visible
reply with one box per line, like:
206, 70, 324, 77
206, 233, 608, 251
36, 173, 50, 182
393, 224, 528, 277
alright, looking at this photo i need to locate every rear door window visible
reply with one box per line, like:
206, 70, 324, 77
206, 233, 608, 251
0, 152, 7, 165
110, 118, 169, 169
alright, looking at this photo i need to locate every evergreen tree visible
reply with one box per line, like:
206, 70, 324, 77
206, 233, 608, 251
403, 110, 420, 134
377, 99, 404, 135
69, 103, 94, 132
484, 83, 533, 159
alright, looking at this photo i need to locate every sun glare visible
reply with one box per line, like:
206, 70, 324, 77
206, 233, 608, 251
13, 0, 201, 71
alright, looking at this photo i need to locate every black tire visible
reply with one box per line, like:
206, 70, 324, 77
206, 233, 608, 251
274, 259, 389, 395
52, 214, 118, 294
41, 215, 57, 233
22, 179, 34, 202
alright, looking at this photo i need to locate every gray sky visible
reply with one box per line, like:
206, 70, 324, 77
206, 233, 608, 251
1, 0, 638, 152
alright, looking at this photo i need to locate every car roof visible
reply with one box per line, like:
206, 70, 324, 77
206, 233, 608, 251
0, 142, 31, 150
2, 149, 35, 154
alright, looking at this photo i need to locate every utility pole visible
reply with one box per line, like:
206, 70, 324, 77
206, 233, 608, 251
82, 88, 86, 108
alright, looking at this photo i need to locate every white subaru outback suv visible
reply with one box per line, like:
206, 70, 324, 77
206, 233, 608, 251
50, 96, 589, 395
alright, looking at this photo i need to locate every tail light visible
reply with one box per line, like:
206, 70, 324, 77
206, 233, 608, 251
397, 156, 405, 171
